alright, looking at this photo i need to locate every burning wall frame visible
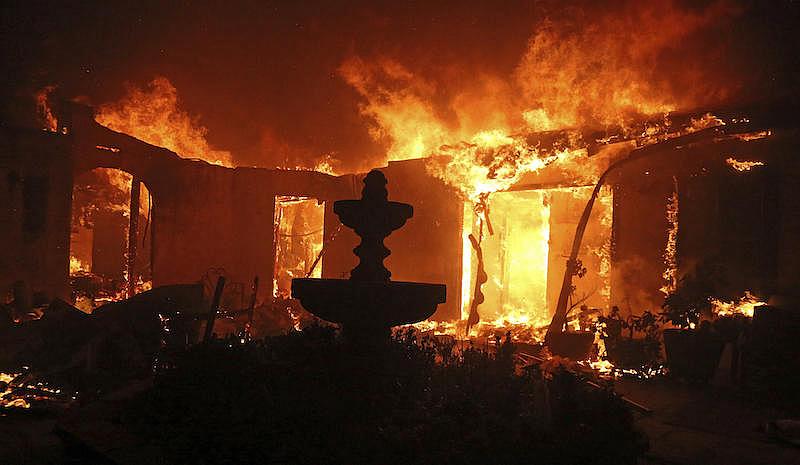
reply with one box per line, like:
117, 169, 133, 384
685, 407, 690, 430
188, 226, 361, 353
2, 100, 798, 333
0, 102, 354, 308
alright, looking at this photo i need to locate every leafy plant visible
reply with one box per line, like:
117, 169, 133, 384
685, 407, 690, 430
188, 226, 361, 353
597, 307, 661, 370
123, 326, 647, 464
661, 259, 730, 329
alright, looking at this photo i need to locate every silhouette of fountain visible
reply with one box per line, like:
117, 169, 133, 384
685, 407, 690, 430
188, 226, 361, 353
292, 170, 446, 343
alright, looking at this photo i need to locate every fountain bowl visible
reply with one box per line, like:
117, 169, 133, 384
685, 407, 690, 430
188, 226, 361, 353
292, 278, 446, 328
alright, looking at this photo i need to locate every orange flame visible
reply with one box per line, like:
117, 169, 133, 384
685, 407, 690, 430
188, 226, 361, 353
725, 157, 765, 172
710, 291, 766, 318
96, 77, 233, 167
660, 179, 680, 296
35, 86, 59, 132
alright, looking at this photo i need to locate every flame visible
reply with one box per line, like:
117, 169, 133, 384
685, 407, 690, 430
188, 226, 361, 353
449, 185, 612, 344
728, 130, 772, 142
96, 77, 233, 167
69, 168, 153, 306
1, 372, 71, 409
313, 157, 339, 176
0, 372, 29, 409
69, 256, 89, 274
35, 86, 59, 132
725, 157, 765, 172
710, 290, 766, 318
340, 2, 735, 172
687, 113, 726, 133
660, 179, 679, 295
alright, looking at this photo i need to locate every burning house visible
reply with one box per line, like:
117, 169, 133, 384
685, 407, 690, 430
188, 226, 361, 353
2, 1, 800, 463
2, 98, 796, 341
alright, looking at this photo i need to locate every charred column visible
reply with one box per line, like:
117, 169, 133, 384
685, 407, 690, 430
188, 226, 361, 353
126, 176, 141, 298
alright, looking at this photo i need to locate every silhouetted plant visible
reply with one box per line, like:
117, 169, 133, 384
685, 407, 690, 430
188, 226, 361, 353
123, 325, 646, 464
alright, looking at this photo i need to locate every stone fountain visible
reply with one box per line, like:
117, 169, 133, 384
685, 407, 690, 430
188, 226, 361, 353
291, 170, 446, 342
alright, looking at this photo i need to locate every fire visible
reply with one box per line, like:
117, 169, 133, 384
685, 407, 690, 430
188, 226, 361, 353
35, 86, 59, 132
726, 157, 765, 172
338, 57, 456, 164
710, 290, 767, 318
312, 157, 339, 176
727, 130, 772, 142
660, 178, 679, 295
334, 4, 737, 348
340, 2, 736, 172
96, 77, 233, 167
0, 372, 72, 409
687, 113, 726, 133
69, 168, 153, 304
69, 256, 89, 274
1, 372, 29, 409
426, 131, 576, 202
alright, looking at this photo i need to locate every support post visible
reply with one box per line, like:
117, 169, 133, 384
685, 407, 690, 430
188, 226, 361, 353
247, 276, 259, 326
204, 276, 226, 342
126, 177, 141, 298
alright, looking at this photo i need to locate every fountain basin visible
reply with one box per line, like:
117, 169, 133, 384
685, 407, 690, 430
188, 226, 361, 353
292, 278, 446, 328
334, 199, 413, 233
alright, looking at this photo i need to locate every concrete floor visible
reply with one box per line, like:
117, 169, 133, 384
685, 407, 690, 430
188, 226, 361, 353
615, 379, 800, 465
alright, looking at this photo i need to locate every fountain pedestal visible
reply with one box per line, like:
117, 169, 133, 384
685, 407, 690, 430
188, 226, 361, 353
291, 170, 446, 341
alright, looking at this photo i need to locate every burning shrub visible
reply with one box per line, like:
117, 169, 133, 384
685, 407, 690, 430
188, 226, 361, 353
123, 326, 646, 464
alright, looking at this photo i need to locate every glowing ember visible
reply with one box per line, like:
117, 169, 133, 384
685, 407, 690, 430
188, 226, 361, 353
0, 372, 70, 409
710, 290, 766, 318
725, 157, 765, 172
0, 372, 29, 409
728, 130, 773, 142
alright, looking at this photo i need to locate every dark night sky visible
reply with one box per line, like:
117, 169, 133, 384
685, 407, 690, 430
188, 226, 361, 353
2, 1, 798, 170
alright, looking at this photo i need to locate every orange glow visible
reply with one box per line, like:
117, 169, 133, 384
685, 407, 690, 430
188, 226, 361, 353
96, 77, 233, 167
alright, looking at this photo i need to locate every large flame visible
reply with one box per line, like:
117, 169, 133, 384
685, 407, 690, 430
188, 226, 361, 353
96, 77, 233, 167
710, 290, 766, 318
514, 3, 732, 132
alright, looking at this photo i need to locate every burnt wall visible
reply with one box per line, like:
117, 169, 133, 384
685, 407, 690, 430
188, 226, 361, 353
149, 164, 277, 300
610, 129, 800, 314
0, 128, 73, 302
610, 171, 674, 315
147, 165, 349, 303
66, 106, 352, 304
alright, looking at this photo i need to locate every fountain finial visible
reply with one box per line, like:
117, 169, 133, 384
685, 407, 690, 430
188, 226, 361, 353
361, 170, 388, 203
